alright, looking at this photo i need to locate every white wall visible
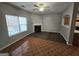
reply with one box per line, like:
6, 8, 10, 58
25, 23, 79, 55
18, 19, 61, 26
31, 13, 62, 33
0, 3, 74, 50
60, 3, 74, 43
0, 3, 33, 50
43, 14, 62, 33
31, 14, 43, 32
0, 5, 62, 49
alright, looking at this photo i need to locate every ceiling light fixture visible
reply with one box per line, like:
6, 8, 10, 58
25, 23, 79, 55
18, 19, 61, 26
34, 2, 48, 12
39, 7, 44, 11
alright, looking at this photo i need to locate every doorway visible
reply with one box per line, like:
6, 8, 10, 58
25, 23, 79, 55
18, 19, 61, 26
73, 13, 79, 46
70, 3, 79, 46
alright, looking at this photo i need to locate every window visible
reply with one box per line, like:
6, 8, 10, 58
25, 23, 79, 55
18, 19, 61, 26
5, 15, 27, 36
19, 17, 27, 32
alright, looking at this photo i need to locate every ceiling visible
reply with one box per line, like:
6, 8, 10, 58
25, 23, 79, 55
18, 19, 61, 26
9, 2, 72, 14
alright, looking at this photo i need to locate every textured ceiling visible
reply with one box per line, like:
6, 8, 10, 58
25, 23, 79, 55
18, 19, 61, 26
9, 2, 72, 14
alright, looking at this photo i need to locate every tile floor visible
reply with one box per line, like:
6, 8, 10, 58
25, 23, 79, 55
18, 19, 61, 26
1, 32, 79, 56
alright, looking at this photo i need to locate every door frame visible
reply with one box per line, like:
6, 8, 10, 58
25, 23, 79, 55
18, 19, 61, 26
69, 2, 79, 44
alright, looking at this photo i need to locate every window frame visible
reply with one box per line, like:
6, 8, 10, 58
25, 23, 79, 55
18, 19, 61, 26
5, 14, 28, 37
19, 16, 28, 32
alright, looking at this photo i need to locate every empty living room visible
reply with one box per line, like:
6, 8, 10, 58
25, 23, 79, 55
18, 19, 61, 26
0, 1, 79, 56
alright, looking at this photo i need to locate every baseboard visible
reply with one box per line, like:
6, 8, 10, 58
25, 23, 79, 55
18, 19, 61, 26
59, 33, 72, 46
0, 32, 33, 51
66, 41, 72, 46
59, 33, 67, 42
59, 33, 73, 46
0, 53, 9, 56
42, 31, 60, 34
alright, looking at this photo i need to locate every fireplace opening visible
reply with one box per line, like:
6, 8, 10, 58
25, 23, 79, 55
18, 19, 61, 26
34, 25, 41, 33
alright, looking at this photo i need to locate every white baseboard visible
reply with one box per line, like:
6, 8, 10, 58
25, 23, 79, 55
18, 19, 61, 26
0, 32, 33, 51
66, 41, 72, 46
0, 53, 9, 56
59, 33, 67, 42
60, 33, 72, 46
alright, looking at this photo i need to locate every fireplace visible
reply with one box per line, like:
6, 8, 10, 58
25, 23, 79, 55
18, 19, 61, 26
34, 25, 41, 33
